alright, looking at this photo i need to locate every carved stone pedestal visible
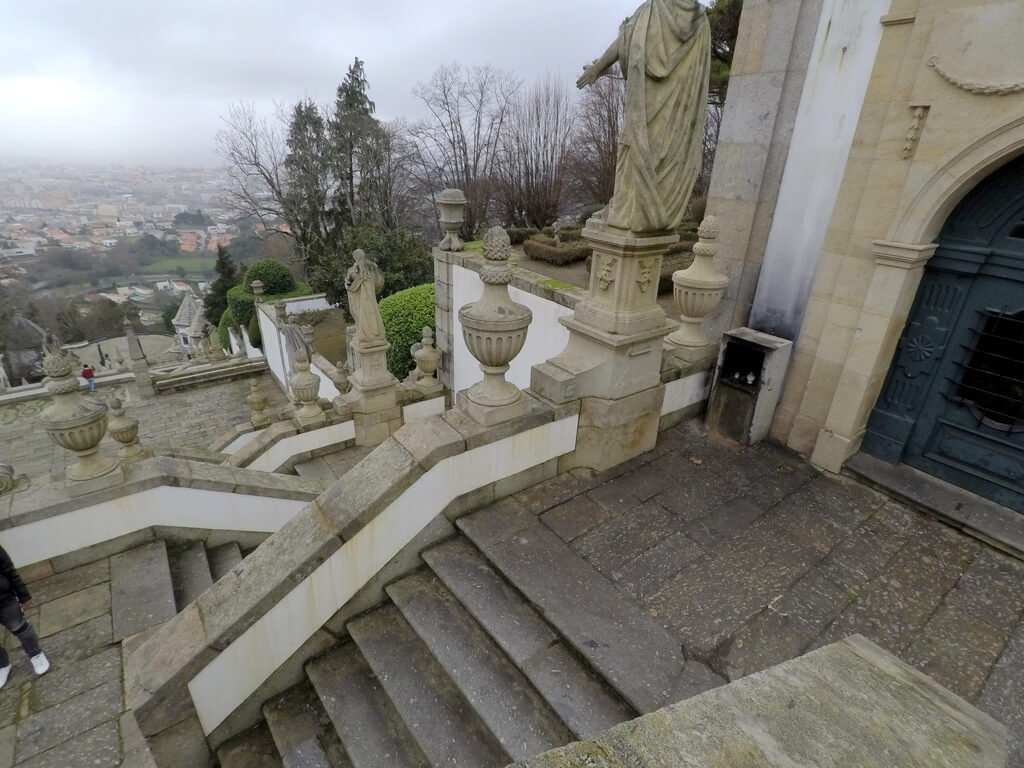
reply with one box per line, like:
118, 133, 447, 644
531, 222, 677, 470
339, 341, 401, 446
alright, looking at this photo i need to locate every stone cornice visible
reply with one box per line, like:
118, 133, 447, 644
871, 240, 938, 269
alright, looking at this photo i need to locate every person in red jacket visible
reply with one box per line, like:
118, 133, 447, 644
82, 363, 96, 392
0, 544, 49, 687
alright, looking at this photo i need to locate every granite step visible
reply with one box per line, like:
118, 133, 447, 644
386, 570, 574, 761
207, 542, 244, 582
110, 540, 177, 641
217, 722, 283, 768
306, 643, 430, 768
293, 457, 338, 485
167, 541, 214, 611
458, 508, 726, 713
348, 605, 510, 768
263, 682, 351, 768
422, 537, 634, 739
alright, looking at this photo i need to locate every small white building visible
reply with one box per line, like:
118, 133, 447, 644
171, 293, 204, 349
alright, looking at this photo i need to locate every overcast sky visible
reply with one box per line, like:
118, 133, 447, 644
0, 0, 645, 168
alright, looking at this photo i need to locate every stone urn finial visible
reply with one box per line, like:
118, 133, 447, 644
437, 188, 467, 252
38, 344, 119, 482
107, 398, 150, 462
412, 326, 442, 394
251, 280, 265, 303
330, 360, 350, 396
289, 347, 325, 426
458, 226, 532, 422
246, 380, 271, 428
666, 215, 729, 360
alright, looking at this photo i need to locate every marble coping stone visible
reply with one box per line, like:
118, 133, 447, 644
438, 247, 588, 310
0, 456, 323, 530
126, 405, 562, 744
512, 634, 1006, 768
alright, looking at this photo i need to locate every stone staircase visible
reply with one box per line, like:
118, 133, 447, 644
214, 509, 726, 768
113, 539, 248, 645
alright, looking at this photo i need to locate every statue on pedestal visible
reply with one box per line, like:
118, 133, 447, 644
345, 249, 387, 346
577, 0, 711, 235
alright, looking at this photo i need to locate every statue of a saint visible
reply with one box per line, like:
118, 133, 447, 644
577, 0, 711, 235
345, 249, 387, 346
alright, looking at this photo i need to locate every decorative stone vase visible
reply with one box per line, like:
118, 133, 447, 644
458, 227, 532, 407
289, 348, 324, 425
330, 363, 350, 396
38, 348, 119, 481
412, 327, 442, 393
437, 188, 467, 252
246, 380, 271, 428
666, 215, 729, 352
251, 280, 265, 303
107, 398, 150, 462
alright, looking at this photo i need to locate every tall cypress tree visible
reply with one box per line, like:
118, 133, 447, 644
330, 57, 378, 223
204, 244, 238, 326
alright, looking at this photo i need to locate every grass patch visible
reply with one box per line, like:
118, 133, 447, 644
538, 279, 577, 292
463, 240, 483, 251
846, 589, 860, 604
141, 257, 215, 273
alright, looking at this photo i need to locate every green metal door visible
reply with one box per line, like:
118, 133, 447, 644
863, 156, 1024, 513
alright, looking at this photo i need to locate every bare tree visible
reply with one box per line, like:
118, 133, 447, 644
357, 120, 423, 232
408, 64, 520, 238
494, 74, 575, 228
567, 73, 624, 208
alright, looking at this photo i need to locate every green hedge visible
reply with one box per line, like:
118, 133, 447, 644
379, 283, 435, 378
506, 227, 538, 245
522, 235, 591, 266
247, 314, 262, 349
217, 308, 236, 351
226, 282, 313, 327
243, 258, 294, 294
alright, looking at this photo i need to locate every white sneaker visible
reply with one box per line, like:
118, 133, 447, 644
30, 653, 49, 676
0, 664, 10, 688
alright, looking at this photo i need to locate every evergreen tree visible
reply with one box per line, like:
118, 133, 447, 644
330, 57, 377, 222
203, 244, 238, 326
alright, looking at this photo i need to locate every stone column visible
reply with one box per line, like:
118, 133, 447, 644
531, 220, 677, 471
457, 227, 532, 425
124, 318, 155, 398
810, 241, 937, 472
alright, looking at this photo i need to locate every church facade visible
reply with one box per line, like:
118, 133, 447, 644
707, 0, 1024, 513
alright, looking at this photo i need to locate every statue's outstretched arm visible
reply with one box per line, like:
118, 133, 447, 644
577, 40, 620, 89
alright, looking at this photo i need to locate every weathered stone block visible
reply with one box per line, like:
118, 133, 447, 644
392, 415, 466, 471
315, 438, 423, 539
565, 386, 665, 472
442, 395, 553, 450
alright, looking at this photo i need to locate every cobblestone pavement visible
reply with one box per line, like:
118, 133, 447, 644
0, 374, 289, 485
513, 420, 1024, 767
0, 556, 129, 767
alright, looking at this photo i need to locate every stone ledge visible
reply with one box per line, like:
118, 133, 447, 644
447, 249, 588, 310
1, 456, 322, 531
152, 359, 268, 394
512, 635, 1005, 767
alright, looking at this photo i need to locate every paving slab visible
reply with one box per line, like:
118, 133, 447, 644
14, 719, 121, 768
207, 541, 244, 582
30, 644, 121, 712
37, 582, 110, 637
387, 570, 572, 761
41, 613, 113, 665
15, 677, 121, 762
540, 495, 614, 543
217, 722, 283, 768
110, 541, 177, 641
0, 723, 12, 768
573, 501, 686, 576
978, 623, 1024, 768
26, 558, 109, 603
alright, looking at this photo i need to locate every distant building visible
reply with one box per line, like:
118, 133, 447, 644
171, 293, 203, 348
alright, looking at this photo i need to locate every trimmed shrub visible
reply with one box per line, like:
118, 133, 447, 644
577, 203, 605, 224
555, 226, 583, 243
226, 281, 313, 328
659, 251, 696, 295
243, 258, 294, 295
506, 227, 538, 245
523, 235, 591, 266
217, 308, 236, 351
247, 314, 262, 349
379, 283, 435, 379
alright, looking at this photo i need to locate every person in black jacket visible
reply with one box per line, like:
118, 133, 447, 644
0, 544, 49, 687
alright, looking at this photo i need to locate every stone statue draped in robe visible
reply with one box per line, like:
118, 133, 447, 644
577, 0, 711, 235
345, 249, 387, 346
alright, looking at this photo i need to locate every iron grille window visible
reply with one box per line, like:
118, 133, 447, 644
952, 309, 1024, 427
